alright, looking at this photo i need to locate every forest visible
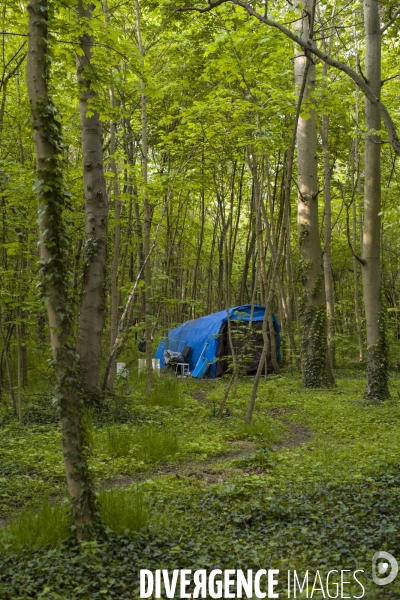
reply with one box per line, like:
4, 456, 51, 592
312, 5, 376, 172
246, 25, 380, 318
0, 0, 399, 597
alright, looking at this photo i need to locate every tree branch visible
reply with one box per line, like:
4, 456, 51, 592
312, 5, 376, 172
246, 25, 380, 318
345, 201, 365, 266
356, 56, 369, 84
178, 0, 227, 12
380, 7, 400, 34
381, 73, 400, 86
177, 0, 400, 156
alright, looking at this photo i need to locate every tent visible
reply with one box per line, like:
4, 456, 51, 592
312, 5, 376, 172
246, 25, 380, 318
154, 305, 281, 378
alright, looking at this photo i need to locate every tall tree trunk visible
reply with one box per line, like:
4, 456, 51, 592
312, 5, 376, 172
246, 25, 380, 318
27, 0, 95, 537
20, 318, 28, 387
294, 0, 334, 388
191, 152, 206, 306
255, 153, 283, 373
321, 113, 335, 371
17, 317, 23, 427
0, 315, 16, 415
285, 202, 302, 371
135, 0, 153, 386
217, 202, 228, 311
318, 0, 336, 374
362, 0, 389, 400
76, 0, 109, 401
108, 81, 121, 385
352, 133, 364, 362
207, 216, 219, 314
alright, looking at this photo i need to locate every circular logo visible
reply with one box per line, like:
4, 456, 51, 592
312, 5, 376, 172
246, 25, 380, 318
372, 551, 398, 586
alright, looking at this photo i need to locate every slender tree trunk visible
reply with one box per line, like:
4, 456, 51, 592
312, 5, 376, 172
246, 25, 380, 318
191, 152, 206, 305
294, 0, 334, 388
285, 206, 301, 371
17, 316, 23, 427
0, 315, 16, 415
246, 152, 285, 424
207, 216, 219, 314
321, 112, 335, 371
27, 0, 95, 537
221, 173, 239, 406
248, 150, 281, 372
352, 134, 364, 362
102, 202, 169, 390
246, 251, 280, 424
135, 0, 153, 386
0, 83, 7, 147
191, 189, 205, 304
73, 239, 83, 295
16, 70, 26, 165
0, 53, 26, 147
217, 199, 228, 311
76, 0, 109, 401
108, 81, 121, 385
238, 186, 256, 306
268, 310, 280, 374
320, 1, 336, 372
362, 0, 389, 400
20, 319, 28, 387
119, 196, 133, 290
123, 119, 143, 314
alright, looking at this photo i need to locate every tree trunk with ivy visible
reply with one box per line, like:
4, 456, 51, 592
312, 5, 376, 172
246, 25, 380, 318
294, 0, 334, 388
76, 0, 109, 401
27, 0, 95, 538
362, 0, 389, 400
321, 88, 335, 373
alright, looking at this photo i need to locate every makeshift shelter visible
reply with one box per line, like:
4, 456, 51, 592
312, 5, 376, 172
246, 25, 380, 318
154, 305, 281, 378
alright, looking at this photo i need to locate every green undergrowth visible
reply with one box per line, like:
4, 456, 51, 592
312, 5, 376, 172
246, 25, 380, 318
101, 424, 180, 461
98, 487, 150, 534
1, 468, 400, 597
146, 375, 184, 408
0, 500, 70, 555
0, 487, 151, 556
1, 372, 400, 597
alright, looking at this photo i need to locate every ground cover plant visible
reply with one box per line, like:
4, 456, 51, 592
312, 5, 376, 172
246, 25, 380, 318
1, 0, 400, 595
1, 371, 400, 598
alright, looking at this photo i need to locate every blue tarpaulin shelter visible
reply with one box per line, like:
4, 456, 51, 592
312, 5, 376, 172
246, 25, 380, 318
154, 305, 280, 378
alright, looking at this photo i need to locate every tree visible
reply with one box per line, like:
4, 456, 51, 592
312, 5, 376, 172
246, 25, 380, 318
27, 0, 95, 538
361, 0, 389, 400
294, 0, 334, 387
135, 0, 154, 386
178, 0, 400, 157
0, 0, 398, 416
76, 0, 109, 401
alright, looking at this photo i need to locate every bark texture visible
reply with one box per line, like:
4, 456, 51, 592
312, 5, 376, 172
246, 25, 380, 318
321, 106, 335, 372
27, 0, 95, 536
362, 0, 389, 400
108, 82, 121, 384
294, 0, 334, 388
135, 0, 153, 385
352, 131, 364, 362
77, 0, 109, 399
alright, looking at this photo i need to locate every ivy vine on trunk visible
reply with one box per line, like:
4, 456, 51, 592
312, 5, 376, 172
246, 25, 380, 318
26, 0, 96, 540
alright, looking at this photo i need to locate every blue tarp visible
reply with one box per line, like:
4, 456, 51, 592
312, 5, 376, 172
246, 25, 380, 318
154, 305, 280, 378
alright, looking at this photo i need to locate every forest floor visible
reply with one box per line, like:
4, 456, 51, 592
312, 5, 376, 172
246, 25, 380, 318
1, 370, 400, 598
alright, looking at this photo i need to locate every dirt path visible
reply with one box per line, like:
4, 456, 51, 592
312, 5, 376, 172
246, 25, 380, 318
0, 408, 312, 529
101, 420, 312, 491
